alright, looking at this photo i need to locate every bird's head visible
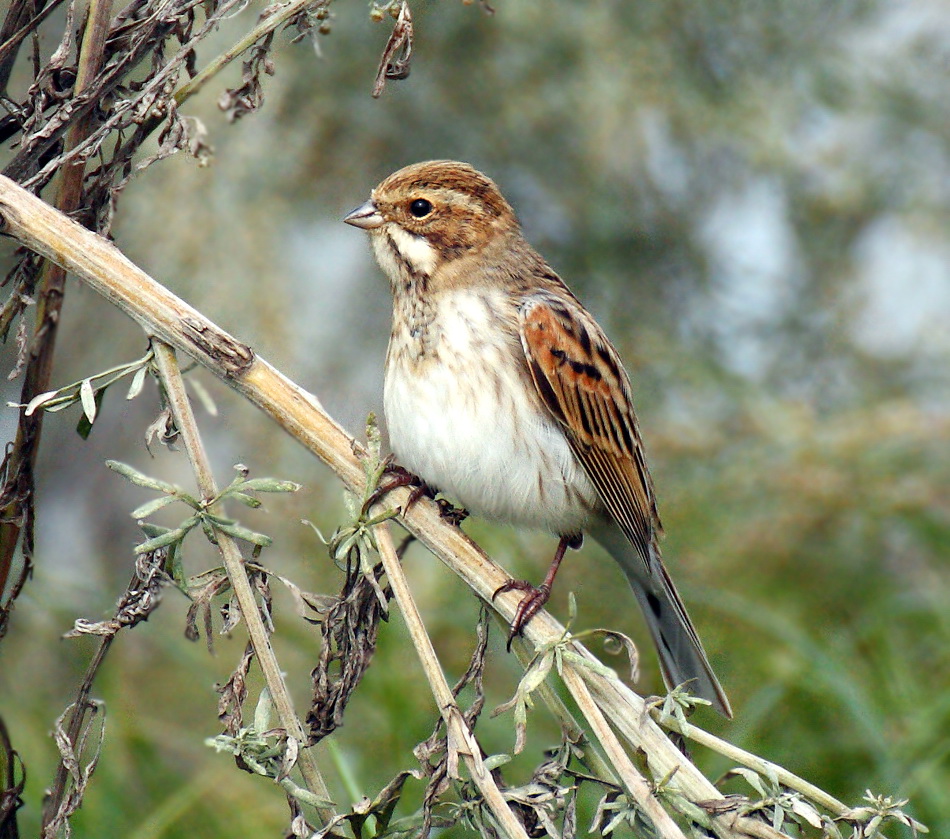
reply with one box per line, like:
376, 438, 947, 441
344, 160, 520, 287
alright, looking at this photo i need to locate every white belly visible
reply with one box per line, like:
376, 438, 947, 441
383, 289, 598, 535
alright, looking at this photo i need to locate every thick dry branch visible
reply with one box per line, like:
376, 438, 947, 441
0, 175, 834, 837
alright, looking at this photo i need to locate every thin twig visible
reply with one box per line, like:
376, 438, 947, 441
0, 0, 113, 628
151, 340, 336, 826
42, 550, 166, 834
654, 709, 848, 815
40, 628, 115, 834
174, 0, 320, 106
372, 522, 530, 839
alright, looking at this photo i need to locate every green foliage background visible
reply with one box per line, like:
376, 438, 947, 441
1, 0, 948, 835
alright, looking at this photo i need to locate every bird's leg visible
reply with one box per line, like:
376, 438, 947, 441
494, 533, 582, 650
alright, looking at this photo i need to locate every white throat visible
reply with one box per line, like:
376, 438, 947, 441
378, 225, 439, 278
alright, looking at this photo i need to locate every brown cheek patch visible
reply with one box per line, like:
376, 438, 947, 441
426, 221, 478, 257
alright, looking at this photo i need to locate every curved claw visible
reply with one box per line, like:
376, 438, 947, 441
362, 464, 424, 517
493, 580, 552, 651
492, 533, 576, 651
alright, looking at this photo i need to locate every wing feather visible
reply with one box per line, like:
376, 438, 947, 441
519, 293, 660, 570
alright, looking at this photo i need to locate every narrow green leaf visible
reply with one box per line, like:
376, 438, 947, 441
139, 522, 171, 539
166, 542, 188, 591
482, 754, 511, 771
76, 388, 107, 440
201, 518, 218, 544
520, 650, 554, 695
46, 399, 78, 413
135, 527, 188, 554
131, 494, 179, 519
228, 491, 262, 508
234, 478, 301, 493
212, 520, 273, 547
106, 460, 179, 494
253, 688, 273, 734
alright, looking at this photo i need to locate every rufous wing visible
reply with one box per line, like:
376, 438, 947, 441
518, 293, 660, 569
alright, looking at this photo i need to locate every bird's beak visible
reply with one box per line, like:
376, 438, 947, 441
343, 199, 384, 230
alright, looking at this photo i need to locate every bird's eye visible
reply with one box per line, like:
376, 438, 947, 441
409, 198, 433, 218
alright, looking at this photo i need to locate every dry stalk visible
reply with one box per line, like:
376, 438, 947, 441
372, 522, 530, 839
0, 175, 879, 838
556, 664, 687, 839
653, 708, 848, 816
0, 0, 115, 631
150, 340, 335, 826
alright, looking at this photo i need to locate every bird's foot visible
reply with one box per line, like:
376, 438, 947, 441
435, 497, 468, 526
363, 459, 465, 524
362, 459, 426, 516
493, 579, 551, 651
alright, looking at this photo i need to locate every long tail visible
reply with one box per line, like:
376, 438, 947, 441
591, 522, 732, 718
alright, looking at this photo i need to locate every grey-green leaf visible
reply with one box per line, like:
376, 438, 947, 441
106, 460, 179, 494
212, 520, 273, 546
80, 378, 97, 424
127, 365, 148, 400
131, 494, 180, 519
135, 526, 189, 554
229, 491, 262, 508
234, 478, 301, 494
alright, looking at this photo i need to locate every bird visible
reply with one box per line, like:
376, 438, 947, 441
344, 160, 731, 717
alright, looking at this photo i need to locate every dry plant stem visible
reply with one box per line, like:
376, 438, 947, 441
373, 523, 530, 839
557, 664, 687, 839
577, 671, 787, 839
174, 0, 319, 105
508, 637, 618, 784
31, 2, 115, 822
0, 176, 859, 835
150, 341, 335, 826
0, 0, 113, 618
40, 626, 115, 833
655, 710, 848, 815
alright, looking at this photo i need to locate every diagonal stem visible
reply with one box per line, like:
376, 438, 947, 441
372, 522, 530, 839
558, 663, 688, 839
151, 340, 335, 826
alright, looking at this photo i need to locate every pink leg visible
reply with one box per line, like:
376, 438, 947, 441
493, 534, 580, 650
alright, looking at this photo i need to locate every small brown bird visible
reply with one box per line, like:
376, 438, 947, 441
345, 160, 731, 717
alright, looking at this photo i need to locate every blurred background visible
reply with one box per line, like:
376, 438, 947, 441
1, 0, 949, 835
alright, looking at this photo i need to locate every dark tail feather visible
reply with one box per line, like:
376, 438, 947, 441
592, 522, 732, 718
